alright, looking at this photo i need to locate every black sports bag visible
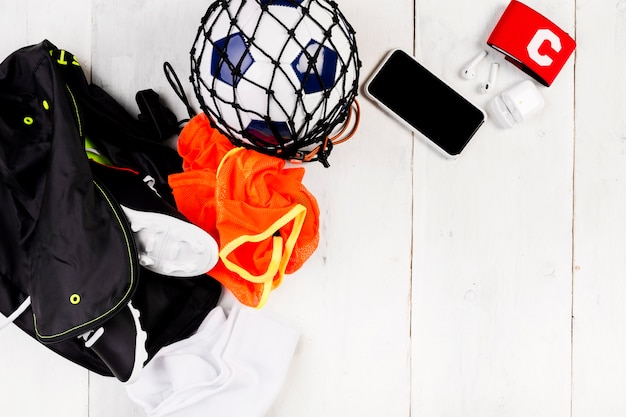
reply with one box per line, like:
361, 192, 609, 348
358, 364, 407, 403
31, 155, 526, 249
0, 40, 221, 377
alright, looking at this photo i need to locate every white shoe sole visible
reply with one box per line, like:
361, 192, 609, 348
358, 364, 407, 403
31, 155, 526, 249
121, 206, 219, 277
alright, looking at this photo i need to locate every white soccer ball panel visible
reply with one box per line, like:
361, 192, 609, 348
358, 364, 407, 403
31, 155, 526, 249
303, 0, 335, 35
236, 62, 309, 130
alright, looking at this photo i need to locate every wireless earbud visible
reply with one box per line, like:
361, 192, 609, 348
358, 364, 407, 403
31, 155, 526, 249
460, 50, 487, 79
480, 62, 499, 94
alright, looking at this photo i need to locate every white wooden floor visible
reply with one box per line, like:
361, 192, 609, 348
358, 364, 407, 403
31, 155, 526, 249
1, 0, 623, 416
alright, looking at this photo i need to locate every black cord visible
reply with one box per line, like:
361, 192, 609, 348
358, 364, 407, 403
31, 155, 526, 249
163, 61, 195, 120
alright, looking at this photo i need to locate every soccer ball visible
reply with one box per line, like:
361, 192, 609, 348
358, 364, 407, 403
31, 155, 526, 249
190, 0, 360, 160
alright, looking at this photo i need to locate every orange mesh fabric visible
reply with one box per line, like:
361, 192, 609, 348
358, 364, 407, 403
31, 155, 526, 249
168, 113, 231, 239
168, 114, 320, 308
177, 113, 234, 172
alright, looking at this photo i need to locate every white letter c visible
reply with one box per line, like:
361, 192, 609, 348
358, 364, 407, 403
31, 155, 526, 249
527, 29, 562, 67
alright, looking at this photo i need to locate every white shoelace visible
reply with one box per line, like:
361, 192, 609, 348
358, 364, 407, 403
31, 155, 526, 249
0, 296, 31, 331
142, 175, 162, 197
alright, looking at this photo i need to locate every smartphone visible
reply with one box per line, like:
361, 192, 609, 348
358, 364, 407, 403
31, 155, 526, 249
365, 49, 485, 157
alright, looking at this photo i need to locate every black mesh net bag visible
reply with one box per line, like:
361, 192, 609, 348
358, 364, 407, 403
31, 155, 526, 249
190, 0, 361, 166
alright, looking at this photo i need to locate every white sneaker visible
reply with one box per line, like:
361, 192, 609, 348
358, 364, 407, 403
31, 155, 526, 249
121, 206, 219, 277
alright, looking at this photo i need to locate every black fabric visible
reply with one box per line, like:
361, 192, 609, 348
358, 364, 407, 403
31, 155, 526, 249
0, 41, 139, 344
0, 40, 222, 377
47, 42, 184, 205
133, 268, 222, 360
89, 160, 189, 224
6, 268, 222, 377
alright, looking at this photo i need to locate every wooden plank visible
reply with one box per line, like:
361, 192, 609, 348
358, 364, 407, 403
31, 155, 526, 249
89, 0, 414, 416
265, 0, 414, 415
91, 0, 211, 119
571, 0, 626, 415
0, 327, 88, 416
411, 0, 575, 415
8, 0, 616, 416
0, 1, 28, 60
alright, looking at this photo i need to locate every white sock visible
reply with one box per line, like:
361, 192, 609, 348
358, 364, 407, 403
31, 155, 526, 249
126, 291, 299, 417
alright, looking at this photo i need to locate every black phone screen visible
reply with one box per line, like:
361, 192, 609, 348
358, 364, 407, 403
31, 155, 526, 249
366, 50, 485, 156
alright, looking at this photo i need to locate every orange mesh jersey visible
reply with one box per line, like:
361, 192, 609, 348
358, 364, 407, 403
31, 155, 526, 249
169, 114, 320, 308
